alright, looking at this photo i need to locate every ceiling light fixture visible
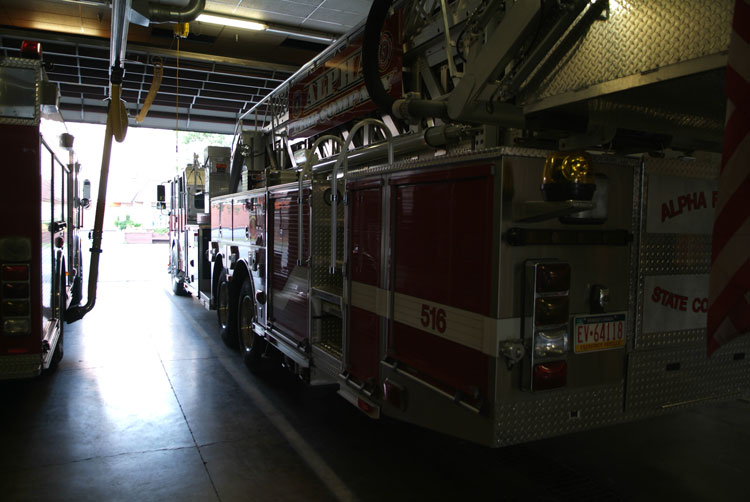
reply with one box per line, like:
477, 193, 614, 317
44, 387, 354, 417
196, 14, 267, 32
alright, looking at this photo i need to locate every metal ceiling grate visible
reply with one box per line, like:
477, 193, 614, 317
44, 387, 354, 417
0, 32, 294, 133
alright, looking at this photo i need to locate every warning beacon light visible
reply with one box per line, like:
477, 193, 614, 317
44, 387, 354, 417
541, 151, 596, 201
20, 41, 42, 60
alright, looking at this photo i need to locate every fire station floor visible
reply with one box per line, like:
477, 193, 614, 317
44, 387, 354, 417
1, 238, 749, 502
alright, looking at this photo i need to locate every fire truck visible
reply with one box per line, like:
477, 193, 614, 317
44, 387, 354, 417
0, 48, 89, 379
191, 0, 748, 446
161, 148, 231, 300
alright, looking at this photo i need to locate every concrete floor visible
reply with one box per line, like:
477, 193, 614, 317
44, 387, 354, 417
1, 238, 749, 501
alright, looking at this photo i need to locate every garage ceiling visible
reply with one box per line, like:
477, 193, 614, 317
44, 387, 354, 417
0, 0, 372, 133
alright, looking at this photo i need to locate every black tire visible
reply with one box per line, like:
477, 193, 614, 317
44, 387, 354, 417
216, 271, 238, 349
170, 243, 187, 296
171, 270, 187, 296
51, 266, 66, 368
237, 278, 266, 372
70, 251, 83, 307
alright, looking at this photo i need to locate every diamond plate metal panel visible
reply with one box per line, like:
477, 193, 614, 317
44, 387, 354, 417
0, 58, 41, 126
635, 329, 704, 350
0, 354, 42, 379
634, 157, 718, 350
494, 384, 625, 446
316, 315, 344, 359
643, 156, 720, 180
529, 0, 733, 102
639, 234, 712, 275
626, 338, 750, 415
310, 178, 344, 293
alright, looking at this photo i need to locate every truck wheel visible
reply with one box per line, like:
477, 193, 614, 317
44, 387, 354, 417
171, 270, 187, 296
70, 253, 83, 306
170, 245, 188, 296
238, 278, 266, 372
51, 268, 66, 368
217, 271, 238, 349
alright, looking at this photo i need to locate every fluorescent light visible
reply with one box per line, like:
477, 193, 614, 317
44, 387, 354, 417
196, 14, 267, 31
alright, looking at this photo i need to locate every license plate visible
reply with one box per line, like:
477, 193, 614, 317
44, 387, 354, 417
573, 312, 626, 353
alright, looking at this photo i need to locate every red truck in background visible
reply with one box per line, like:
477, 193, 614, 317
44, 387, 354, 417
0, 51, 89, 378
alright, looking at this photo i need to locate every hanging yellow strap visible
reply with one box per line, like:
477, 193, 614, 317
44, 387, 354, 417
109, 83, 128, 143
135, 57, 163, 123
175, 36, 181, 162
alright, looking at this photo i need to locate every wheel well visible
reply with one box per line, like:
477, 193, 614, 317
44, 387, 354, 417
227, 261, 254, 337
228, 261, 252, 307
211, 254, 223, 304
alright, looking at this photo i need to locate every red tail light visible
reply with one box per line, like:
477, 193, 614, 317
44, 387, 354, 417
3, 300, 30, 316
20, 41, 42, 59
357, 398, 373, 413
3, 283, 29, 298
2, 265, 29, 282
533, 361, 568, 390
526, 261, 571, 391
535, 263, 571, 293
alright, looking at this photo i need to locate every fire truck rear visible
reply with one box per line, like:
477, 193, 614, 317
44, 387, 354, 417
0, 48, 88, 379
200, 0, 749, 446
161, 148, 230, 301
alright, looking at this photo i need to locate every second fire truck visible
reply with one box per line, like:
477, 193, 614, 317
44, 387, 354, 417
172, 0, 749, 446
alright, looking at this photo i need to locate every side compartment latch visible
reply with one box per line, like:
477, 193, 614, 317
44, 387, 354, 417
499, 341, 525, 370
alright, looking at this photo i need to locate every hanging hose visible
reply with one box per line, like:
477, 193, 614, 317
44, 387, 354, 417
135, 57, 163, 123
65, 85, 128, 323
362, 0, 397, 117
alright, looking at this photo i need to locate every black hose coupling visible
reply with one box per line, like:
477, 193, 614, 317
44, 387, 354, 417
110, 65, 124, 86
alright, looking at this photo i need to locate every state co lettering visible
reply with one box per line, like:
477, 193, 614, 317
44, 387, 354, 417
651, 286, 708, 313
661, 190, 718, 223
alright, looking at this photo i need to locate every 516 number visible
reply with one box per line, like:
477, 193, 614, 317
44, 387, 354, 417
420, 304, 447, 333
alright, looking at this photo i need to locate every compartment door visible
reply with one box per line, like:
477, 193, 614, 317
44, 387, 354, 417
269, 189, 310, 342
347, 182, 383, 384
388, 164, 496, 403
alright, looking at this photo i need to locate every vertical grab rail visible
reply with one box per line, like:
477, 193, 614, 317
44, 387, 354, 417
329, 119, 394, 274
298, 135, 345, 266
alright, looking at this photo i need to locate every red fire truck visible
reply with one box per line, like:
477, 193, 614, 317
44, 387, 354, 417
193, 0, 748, 446
161, 148, 231, 301
0, 50, 88, 379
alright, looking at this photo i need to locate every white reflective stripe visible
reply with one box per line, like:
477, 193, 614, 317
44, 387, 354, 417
393, 292, 491, 354
349, 282, 525, 355
349, 281, 390, 318
349, 281, 526, 356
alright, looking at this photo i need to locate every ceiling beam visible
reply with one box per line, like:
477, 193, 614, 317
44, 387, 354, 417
0, 26, 300, 73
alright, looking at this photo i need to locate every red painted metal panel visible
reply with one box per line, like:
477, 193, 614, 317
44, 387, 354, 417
269, 191, 309, 342
210, 201, 221, 241
388, 165, 495, 400
348, 186, 382, 382
287, 12, 403, 139
388, 163, 492, 187
348, 307, 380, 383
392, 167, 494, 315
0, 124, 43, 355
350, 187, 382, 286
221, 202, 233, 239
390, 322, 490, 399
251, 195, 266, 243
233, 201, 250, 243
